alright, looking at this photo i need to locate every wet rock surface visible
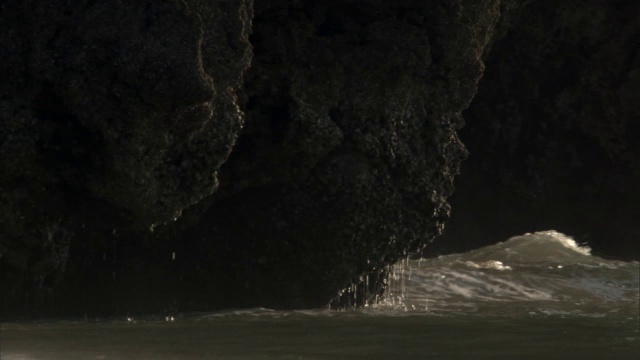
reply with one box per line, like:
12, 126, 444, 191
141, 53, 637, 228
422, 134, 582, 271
158, 0, 504, 311
1, 0, 637, 319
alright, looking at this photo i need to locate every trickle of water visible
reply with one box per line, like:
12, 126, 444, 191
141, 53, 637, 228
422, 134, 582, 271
380, 257, 410, 310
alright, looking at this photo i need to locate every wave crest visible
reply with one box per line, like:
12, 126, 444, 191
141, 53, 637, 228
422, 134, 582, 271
381, 231, 639, 316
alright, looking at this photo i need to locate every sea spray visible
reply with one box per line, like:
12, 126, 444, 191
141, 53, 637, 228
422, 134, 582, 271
381, 230, 639, 315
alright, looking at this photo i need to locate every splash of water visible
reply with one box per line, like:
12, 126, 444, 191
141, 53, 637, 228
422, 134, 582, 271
379, 230, 640, 316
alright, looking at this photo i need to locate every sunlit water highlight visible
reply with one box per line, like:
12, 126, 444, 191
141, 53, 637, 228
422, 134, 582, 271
2, 231, 638, 359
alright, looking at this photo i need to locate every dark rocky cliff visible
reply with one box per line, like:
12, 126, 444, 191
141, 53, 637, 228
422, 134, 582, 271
160, 0, 504, 311
1, 0, 253, 316
1, 0, 637, 319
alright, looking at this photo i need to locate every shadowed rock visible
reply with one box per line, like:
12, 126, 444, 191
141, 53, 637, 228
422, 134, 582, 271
1, 0, 505, 317
4, 0, 636, 319
0, 0, 252, 317
161, 0, 505, 311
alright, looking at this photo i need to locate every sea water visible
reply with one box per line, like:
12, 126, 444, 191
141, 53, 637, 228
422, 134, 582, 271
2, 231, 638, 359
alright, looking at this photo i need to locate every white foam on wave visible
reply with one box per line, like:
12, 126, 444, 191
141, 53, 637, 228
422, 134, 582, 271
464, 260, 512, 271
380, 230, 639, 315
460, 229, 595, 265
529, 230, 591, 256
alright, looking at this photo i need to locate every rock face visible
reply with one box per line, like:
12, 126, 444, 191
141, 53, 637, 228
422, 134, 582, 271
2, 0, 637, 319
1, 0, 505, 317
0, 0, 253, 317
430, 0, 640, 260
163, 0, 504, 311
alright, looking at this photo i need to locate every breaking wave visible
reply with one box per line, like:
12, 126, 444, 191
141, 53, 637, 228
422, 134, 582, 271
382, 230, 640, 316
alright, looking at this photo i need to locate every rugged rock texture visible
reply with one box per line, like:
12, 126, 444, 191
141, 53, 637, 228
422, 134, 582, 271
430, 0, 640, 260
0, 0, 253, 317
4, 0, 636, 319
157, 0, 509, 311
1, 0, 506, 318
